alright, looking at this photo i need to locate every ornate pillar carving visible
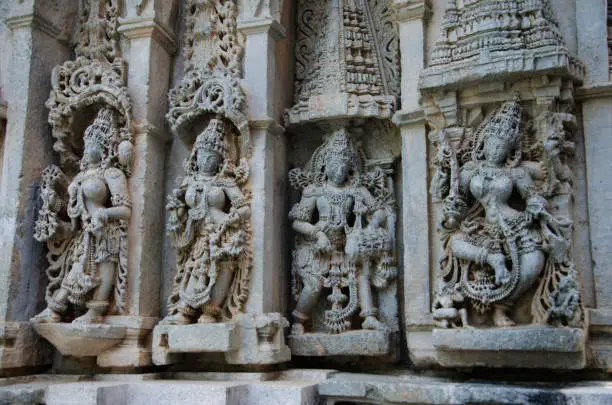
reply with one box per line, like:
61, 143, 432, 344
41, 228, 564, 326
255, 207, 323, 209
576, 0, 612, 371
151, 0, 290, 366
391, 0, 435, 367
0, 0, 75, 375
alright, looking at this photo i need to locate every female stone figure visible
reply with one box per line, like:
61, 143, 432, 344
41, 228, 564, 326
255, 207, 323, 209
32, 108, 131, 324
289, 129, 396, 335
433, 100, 581, 328
161, 117, 251, 325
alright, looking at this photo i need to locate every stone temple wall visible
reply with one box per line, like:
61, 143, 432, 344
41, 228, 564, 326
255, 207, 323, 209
0, 0, 611, 404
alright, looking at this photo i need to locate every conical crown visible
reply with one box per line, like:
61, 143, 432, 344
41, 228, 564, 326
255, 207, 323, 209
194, 118, 227, 157
325, 129, 356, 163
84, 108, 115, 146
482, 99, 524, 145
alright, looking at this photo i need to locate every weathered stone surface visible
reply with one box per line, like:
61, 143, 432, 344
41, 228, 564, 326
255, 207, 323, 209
156, 323, 239, 354
289, 330, 393, 357
433, 326, 586, 369
31, 323, 126, 358
319, 372, 612, 405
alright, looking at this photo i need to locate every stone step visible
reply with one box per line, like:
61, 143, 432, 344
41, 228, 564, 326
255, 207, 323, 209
43, 380, 321, 405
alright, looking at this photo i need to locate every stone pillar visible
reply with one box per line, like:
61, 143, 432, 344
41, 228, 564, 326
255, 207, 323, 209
238, 17, 288, 317
95, 2, 178, 369
392, 0, 435, 367
0, 0, 74, 374
576, 0, 612, 370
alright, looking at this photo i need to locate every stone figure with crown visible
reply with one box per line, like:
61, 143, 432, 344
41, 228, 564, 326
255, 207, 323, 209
31, 108, 133, 324
161, 116, 251, 325
430, 99, 583, 329
288, 128, 397, 347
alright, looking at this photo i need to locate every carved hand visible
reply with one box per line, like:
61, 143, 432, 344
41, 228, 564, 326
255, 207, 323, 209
315, 231, 332, 254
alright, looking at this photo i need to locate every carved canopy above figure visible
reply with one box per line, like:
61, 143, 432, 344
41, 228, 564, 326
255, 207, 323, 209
285, 0, 400, 126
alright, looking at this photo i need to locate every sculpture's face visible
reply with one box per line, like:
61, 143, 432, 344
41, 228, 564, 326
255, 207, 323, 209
483, 136, 510, 166
325, 157, 350, 185
83, 139, 103, 165
197, 148, 220, 174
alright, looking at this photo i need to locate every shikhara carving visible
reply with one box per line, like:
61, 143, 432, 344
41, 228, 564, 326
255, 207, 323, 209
33, 108, 133, 323
287, 0, 399, 124
288, 129, 397, 334
430, 99, 582, 328
31, 0, 134, 324
161, 117, 252, 325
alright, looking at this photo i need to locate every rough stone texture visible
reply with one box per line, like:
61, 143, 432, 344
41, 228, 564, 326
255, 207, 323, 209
433, 326, 586, 369
0, 0, 74, 374
31, 323, 126, 358
153, 314, 291, 366
320, 373, 612, 405
289, 330, 393, 357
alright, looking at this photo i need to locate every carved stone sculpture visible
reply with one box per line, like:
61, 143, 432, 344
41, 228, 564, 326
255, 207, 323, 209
153, 0, 290, 365
161, 116, 251, 325
32, 108, 132, 324
430, 99, 582, 329
288, 129, 397, 337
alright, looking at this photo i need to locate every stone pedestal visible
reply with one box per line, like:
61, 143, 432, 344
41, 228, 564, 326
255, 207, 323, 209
289, 331, 394, 357
31, 324, 126, 358
432, 326, 586, 369
153, 314, 290, 366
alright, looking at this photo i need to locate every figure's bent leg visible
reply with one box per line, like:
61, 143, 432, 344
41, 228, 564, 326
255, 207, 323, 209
73, 261, 115, 324
450, 239, 510, 285
291, 280, 322, 335
494, 251, 545, 327
359, 262, 386, 331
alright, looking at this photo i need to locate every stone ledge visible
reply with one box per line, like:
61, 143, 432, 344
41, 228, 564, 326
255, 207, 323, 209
31, 323, 126, 358
420, 47, 584, 93
432, 326, 586, 369
289, 330, 392, 357
319, 372, 612, 405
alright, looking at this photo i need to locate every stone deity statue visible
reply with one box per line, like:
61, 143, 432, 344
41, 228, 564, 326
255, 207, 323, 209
32, 108, 132, 324
161, 117, 251, 325
432, 100, 582, 328
289, 129, 396, 335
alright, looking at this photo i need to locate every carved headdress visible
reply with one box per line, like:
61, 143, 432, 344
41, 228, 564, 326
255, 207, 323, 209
81, 108, 117, 170
472, 99, 525, 164
325, 129, 357, 164
185, 117, 228, 172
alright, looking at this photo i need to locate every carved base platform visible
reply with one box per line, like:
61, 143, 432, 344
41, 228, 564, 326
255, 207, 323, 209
31, 316, 157, 368
152, 313, 291, 366
31, 323, 126, 358
0, 321, 52, 374
289, 330, 393, 357
432, 326, 586, 369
